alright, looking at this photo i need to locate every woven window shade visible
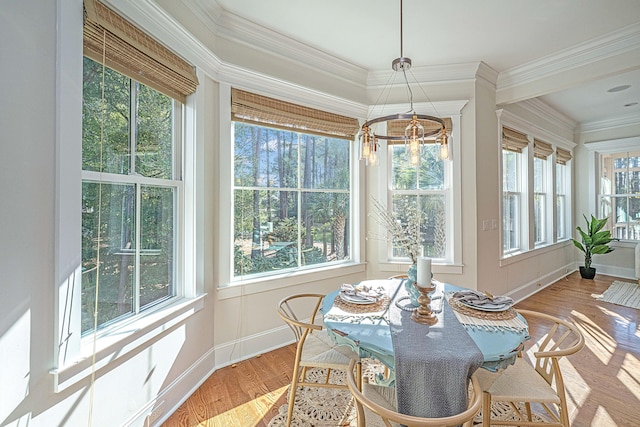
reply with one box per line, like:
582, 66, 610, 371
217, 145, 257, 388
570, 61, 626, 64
502, 127, 529, 153
83, 0, 198, 103
231, 89, 359, 139
533, 139, 553, 159
386, 118, 452, 144
556, 147, 572, 165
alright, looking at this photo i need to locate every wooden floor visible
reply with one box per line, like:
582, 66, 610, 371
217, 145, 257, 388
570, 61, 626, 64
162, 272, 640, 427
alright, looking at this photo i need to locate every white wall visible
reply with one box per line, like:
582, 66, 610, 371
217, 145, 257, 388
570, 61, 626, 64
2, 1, 638, 426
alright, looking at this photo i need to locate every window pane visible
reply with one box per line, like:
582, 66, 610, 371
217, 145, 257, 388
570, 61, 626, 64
503, 193, 519, 252
234, 123, 298, 188
418, 145, 444, 190
391, 145, 418, 190
139, 186, 175, 308
391, 195, 421, 260
300, 135, 350, 190
82, 57, 131, 174
502, 150, 519, 192
82, 181, 136, 333
301, 191, 350, 265
533, 157, 545, 192
557, 195, 565, 239
534, 193, 545, 244
136, 83, 174, 179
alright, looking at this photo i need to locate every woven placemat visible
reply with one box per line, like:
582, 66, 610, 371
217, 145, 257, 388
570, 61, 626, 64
333, 294, 390, 314
448, 297, 517, 320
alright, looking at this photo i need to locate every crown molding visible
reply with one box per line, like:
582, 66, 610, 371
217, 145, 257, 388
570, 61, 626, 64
578, 113, 640, 134
209, 5, 367, 86
218, 63, 368, 120
497, 109, 576, 149
105, 0, 223, 78
517, 98, 577, 132
367, 62, 485, 88
497, 23, 640, 93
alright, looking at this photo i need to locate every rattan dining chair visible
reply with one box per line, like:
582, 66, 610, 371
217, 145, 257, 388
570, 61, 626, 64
345, 359, 482, 427
475, 309, 585, 427
277, 293, 361, 427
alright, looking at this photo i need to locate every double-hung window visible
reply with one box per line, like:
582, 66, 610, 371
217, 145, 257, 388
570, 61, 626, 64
231, 89, 358, 278
500, 120, 573, 257
387, 118, 453, 262
502, 127, 528, 254
556, 148, 572, 240
599, 151, 640, 240
78, 0, 198, 336
533, 139, 553, 246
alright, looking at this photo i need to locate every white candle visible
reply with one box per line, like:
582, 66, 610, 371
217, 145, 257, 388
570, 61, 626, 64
416, 257, 432, 288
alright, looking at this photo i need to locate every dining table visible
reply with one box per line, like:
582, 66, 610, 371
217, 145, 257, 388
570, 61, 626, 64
321, 277, 529, 420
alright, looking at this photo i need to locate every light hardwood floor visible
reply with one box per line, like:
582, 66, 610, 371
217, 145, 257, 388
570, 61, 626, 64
162, 272, 640, 427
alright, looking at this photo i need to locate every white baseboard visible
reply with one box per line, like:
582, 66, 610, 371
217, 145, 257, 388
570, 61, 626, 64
590, 262, 635, 281
507, 263, 576, 303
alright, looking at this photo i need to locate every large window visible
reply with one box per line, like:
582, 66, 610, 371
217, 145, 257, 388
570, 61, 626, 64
533, 139, 553, 246
500, 122, 572, 257
389, 142, 450, 261
82, 57, 181, 334
231, 89, 357, 278
599, 151, 640, 240
502, 127, 528, 254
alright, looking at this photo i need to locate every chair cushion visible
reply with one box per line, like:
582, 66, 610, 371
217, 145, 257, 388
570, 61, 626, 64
300, 330, 358, 369
475, 358, 561, 403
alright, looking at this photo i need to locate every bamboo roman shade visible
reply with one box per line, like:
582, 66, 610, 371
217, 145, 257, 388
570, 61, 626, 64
83, 0, 199, 103
502, 127, 529, 153
533, 139, 553, 159
556, 147, 572, 165
387, 118, 452, 144
231, 89, 360, 139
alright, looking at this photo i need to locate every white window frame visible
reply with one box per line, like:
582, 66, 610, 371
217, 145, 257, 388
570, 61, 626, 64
374, 101, 466, 274
52, 3, 203, 392
556, 161, 570, 240
497, 110, 575, 263
502, 147, 527, 254
533, 155, 551, 247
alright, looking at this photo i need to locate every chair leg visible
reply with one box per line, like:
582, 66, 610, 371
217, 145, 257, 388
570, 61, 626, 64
482, 392, 492, 426
285, 362, 303, 427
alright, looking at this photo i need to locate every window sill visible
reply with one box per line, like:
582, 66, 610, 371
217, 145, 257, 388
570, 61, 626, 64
500, 240, 572, 266
50, 294, 205, 393
218, 262, 366, 299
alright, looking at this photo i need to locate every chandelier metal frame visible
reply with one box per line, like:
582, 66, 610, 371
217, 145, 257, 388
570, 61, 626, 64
359, 0, 450, 165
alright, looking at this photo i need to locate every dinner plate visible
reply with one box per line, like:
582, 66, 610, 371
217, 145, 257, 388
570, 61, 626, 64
340, 292, 378, 305
456, 299, 512, 312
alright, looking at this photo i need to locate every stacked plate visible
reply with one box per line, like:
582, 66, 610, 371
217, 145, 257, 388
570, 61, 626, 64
451, 290, 513, 312
340, 282, 383, 305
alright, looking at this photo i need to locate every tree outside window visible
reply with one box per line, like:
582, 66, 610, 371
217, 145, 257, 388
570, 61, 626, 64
599, 151, 640, 240
82, 57, 179, 334
233, 122, 351, 277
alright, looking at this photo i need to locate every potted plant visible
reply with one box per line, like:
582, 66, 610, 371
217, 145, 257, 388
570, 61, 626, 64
572, 214, 616, 279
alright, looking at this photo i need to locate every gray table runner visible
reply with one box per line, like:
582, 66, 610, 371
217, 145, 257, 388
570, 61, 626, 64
389, 280, 483, 422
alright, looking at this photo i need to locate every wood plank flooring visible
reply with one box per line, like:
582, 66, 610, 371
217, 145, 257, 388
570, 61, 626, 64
162, 272, 640, 427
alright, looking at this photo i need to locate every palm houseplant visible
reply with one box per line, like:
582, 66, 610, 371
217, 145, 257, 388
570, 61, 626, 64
572, 214, 616, 279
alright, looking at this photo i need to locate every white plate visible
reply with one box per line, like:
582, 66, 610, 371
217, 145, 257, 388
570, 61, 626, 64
456, 299, 512, 312
340, 292, 378, 305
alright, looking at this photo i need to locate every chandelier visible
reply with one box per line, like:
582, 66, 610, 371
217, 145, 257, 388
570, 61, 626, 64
359, 0, 451, 167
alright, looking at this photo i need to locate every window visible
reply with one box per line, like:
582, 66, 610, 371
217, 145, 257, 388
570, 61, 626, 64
231, 89, 358, 278
502, 127, 528, 254
533, 139, 553, 246
599, 151, 640, 240
388, 140, 450, 261
556, 147, 572, 240
82, 57, 182, 334
499, 120, 572, 257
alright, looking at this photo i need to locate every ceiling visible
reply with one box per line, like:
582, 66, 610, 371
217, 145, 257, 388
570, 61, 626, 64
191, 0, 640, 128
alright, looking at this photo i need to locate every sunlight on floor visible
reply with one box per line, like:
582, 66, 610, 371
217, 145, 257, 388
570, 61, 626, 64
592, 405, 615, 426
204, 385, 288, 426
572, 310, 616, 365
618, 352, 640, 401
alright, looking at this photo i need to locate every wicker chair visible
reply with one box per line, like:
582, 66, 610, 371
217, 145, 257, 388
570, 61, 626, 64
277, 293, 361, 427
345, 359, 482, 427
475, 309, 585, 427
